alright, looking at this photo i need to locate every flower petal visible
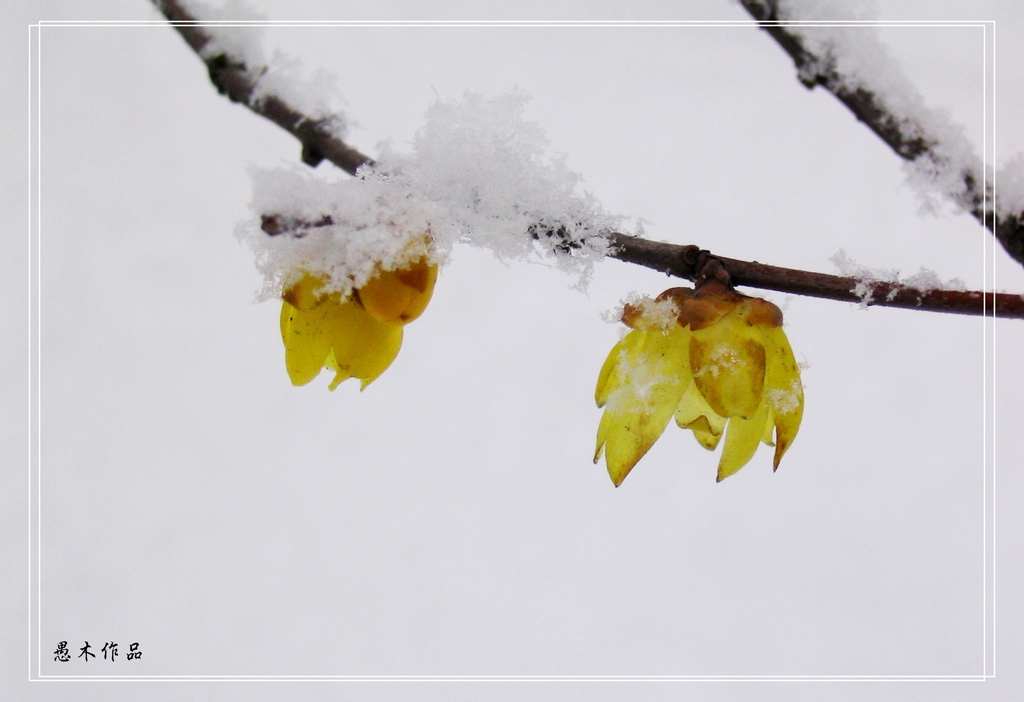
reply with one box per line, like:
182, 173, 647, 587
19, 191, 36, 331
321, 299, 404, 390
282, 274, 328, 312
280, 301, 333, 386
594, 326, 690, 486
595, 332, 642, 408
690, 314, 766, 419
763, 326, 804, 470
323, 351, 352, 391
674, 382, 726, 451
716, 402, 770, 482
358, 258, 438, 325
761, 407, 776, 446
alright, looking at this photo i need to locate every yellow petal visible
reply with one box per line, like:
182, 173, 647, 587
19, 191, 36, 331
595, 408, 650, 486
594, 326, 690, 486
595, 332, 642, 408
716, 402, 770, 482
323, 351, 352, 391
282, 274, 328, 312
280, 300, 333, 386
690, 313, 766, 419
321, 299, 404, 389
358, 258, 438, 325
674, 381, 726, 451
685, 416, 723, 451
763, 326, 804, 471
761, 407, 776, 446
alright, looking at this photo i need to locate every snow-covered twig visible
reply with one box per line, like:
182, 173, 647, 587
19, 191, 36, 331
156, 0, 373, 175
154, 0, 1024, 319
738, 0, 1024, 266
258, 217, 1024, 318
608, 234, 1024, 318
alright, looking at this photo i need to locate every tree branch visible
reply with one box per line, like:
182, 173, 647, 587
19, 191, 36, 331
154, 0, 373, 175
261, 216, 1024, 319
607, 233, 1024, 318
159, 2, 1024, 320
738, 0, 1024, 266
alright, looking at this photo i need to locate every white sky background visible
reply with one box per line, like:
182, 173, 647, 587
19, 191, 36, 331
4, 0, 1024, 700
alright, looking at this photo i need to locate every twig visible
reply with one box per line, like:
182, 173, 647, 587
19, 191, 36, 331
607, 233, 1024, 319
738, 0, 1024, 266
260, 216, 1024, 318
154, 0, 373, 175
157, 1, 1024, 320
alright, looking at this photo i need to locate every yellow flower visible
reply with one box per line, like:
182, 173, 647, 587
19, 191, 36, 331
594, 281, 803, 485
279, 254, 438, 390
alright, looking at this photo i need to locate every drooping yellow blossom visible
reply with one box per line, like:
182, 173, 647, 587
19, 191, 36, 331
280, 254, 438, 390
594, 281, 803, 485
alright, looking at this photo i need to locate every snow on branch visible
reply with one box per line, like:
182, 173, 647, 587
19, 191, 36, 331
607, 234, 1024, 318
153, 0, 1024, 320
738, 0, 1024, 266
240, 90, 618, 301
156, 0, 372, 174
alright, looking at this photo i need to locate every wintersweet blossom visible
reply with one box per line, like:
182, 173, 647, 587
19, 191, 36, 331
594, 281, 804, 485
279, 254, 438, 390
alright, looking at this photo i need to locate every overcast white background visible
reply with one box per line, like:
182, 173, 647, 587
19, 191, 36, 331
5, 0, 1024, 700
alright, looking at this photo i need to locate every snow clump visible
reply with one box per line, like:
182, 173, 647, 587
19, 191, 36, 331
239, 89, 624, 301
